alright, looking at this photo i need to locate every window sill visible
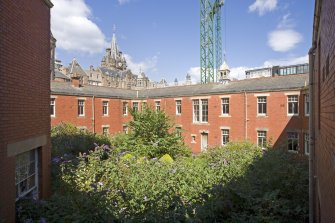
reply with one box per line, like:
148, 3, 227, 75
51, 115, 56, 118
287, 114, 299, 117
191, 142, 196, 144
192, 122, 209, 125
305, 114, 310, 117
219, 114, 231, 118
257, 114, 268, 118
102, 115, 109, 117
176, 114, 182, 116
288, 150, 298, 154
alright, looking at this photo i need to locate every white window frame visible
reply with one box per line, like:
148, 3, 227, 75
78, 99, 85, 116
102, 126, 109, 135
155, 101, 161, 111
176, 100, 182, 115
257, 131, 267, 148
191, 134, 196, 144
304, 133, 310, 155
304, 94, 310, 116
257, 96, 267, 116
193, 99, 208, 123
287, 95, 299, 116
132, 102, 139, 112
15, 149, 38, 201
221, 98, 229, 115
123, 102, 128, 116
221, 129, 229, 145
123, 125, 128, 134
50, 98, 56, 117
102, 101, 109, 116
176, 126, 182, 137
287, 132, 299, 153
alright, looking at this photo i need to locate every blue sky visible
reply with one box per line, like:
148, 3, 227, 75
51, 0, 314, 83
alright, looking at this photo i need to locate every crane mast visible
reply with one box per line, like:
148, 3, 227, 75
200, 0, 224, 84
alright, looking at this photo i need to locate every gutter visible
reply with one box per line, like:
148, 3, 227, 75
244, 90, 248, 140
92, 96, 95, 134
309, 45, 316, 223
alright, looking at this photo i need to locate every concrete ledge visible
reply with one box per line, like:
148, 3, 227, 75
7, 135, 47, 157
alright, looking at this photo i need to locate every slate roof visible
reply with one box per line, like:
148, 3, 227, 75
55, 71, 70, 80
51, 74, 309, 99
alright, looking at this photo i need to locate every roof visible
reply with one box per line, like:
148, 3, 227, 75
99, 67, 131, 78
51, 74, 309, 99
55, 71, 70, 80
69, 59, 87, 77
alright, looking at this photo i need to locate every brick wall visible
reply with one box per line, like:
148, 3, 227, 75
0, 0, 52, 221
311, 0, 335, 221
51, 89, 309, 155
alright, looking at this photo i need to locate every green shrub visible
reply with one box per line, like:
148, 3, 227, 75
112, 107, 191, 159
16, 142, 308, 222
51, 122, 111, 156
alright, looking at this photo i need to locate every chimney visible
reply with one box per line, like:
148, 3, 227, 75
71, 75, 81, 87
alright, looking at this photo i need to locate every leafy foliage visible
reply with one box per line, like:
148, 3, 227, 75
17, 142, 308, 222
51, 122, 111, 156
113, 107, 191, 159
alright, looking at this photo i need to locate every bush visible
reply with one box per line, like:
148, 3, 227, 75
16, 142, 308, 222
112, 107, 191, 159
51, 122, 111, 156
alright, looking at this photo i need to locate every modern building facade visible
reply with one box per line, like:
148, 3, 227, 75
246, 63, 309, 79
0, 0, 53, 222
51, 74, 309, 154
309, 0, 335, 222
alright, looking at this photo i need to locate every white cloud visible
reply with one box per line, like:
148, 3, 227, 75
51, 0, 108, 54
187, 67, 201, 84
263, 55, 308, 67
277, 13, 294, 29
268, 29, 302, 52
118, 0, 130, 5
124, 54, 159, 75
249, 0, 278, 16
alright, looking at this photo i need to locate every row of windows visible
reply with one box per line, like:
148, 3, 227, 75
50, 94, 310, 119
188, 129, 309, 154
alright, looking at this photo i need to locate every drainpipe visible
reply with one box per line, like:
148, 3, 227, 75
244, 91, 248, 140
308, 46, 316, 223
92, 96, 95, 134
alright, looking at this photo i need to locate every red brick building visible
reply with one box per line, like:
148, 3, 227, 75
309, 0, 335, 222
0, 0, 53, 221
51, 74, 309, 154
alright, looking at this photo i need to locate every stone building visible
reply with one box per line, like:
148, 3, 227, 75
0, 0, 53, 221
246, 63, 309, 79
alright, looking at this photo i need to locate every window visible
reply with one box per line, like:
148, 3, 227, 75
16, 149, 38, 200
78, 100, 85, 116
201, 99, 208, 122
257, 97, 267, 115
257, 131, 267, 148
201, 133, 208, 151
287, 132, 299, 152
222, 129, 229, 145
102, 127, 109, 136
155, 101, 160, 111
191, 135, 196, 143
193, 99, 208, 123
102, 101, 108, 116
176, 126, 182, 137
193, 100, 200, 122
123, 102, 128, 115
304, 94, 310, 116
123, 125, 128, 134
288, 95, 299, 115
304, 133, 310, 155
176, 100, 182, 115
142, 102, 147, 109
221, 98, 229, 115
50, 98, 55, 116
132, 102, 138, 112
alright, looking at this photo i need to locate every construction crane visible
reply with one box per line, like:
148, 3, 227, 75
200, 0, 224, 83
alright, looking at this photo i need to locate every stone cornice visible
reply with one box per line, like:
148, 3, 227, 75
43, 0, 54, 8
